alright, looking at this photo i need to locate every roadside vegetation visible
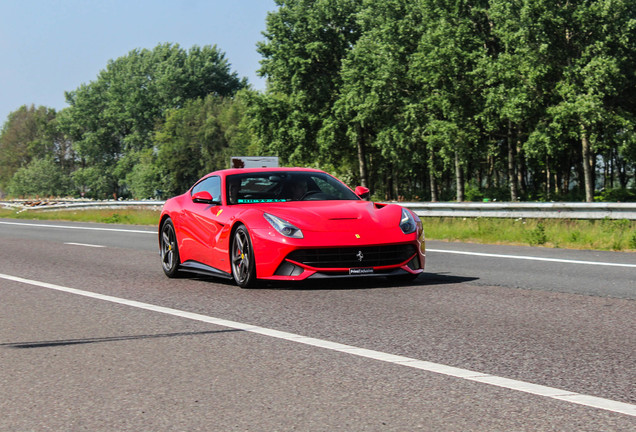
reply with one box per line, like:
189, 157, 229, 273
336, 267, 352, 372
0, 208, 160, 226
2, 1, 636, 203
423, 217, 636, 252
1, 207, 634, 251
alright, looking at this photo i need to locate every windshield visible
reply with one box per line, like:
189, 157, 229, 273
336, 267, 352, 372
226, 172, 359, 204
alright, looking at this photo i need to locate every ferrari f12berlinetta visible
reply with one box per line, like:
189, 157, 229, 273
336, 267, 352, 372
159, 168, 425, 287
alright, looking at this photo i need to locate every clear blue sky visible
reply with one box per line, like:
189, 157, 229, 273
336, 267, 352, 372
0, 0, 277, 125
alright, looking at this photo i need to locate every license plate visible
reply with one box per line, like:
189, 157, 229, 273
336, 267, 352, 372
349, 268, 374, 275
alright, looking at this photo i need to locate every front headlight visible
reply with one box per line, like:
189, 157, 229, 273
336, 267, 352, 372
400, 208, 418, 234
264, 213, 304, 238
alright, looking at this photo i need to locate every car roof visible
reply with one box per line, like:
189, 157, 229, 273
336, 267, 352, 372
207, 167, 325, 178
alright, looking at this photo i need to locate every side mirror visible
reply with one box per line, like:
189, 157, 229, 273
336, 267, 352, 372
192, 191, 215, 204
355, 186, 370, 200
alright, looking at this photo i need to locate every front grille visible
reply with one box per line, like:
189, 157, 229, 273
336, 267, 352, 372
286, 244, 416, 269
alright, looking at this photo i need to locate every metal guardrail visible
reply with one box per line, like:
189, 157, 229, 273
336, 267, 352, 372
2, 200, 635, 220
403, 202, 636, 220
0, 200, 164, 211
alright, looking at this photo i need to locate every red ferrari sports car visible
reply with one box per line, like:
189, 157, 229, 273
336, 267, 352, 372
159, 167, 425, 287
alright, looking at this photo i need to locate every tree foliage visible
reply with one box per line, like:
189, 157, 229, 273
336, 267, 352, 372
255, 0, 636, 201
58, 43, 246, 198
1, 2, 635, 202
253, 0, 363, 167
0, 105, 71, 192
154, 91, 255, 196
8, 157, 73, 197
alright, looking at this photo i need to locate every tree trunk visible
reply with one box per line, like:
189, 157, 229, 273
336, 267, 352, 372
393, 165, 399, 200
516, 126, 526, 197
455, 152, 464, 202
485, 154, 493, 189
563, 148, 573, 195
618, 157, 628, 188
507, 121, 518, 201
580, 124, 594, 202
355, 124, 368, 188
429, 149, 438, 202
546, 156, 551, 200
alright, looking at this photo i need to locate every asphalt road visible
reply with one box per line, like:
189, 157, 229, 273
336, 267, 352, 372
0, 218, 634, 431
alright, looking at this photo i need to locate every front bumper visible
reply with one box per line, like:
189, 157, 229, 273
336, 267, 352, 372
249, 227, 425, 281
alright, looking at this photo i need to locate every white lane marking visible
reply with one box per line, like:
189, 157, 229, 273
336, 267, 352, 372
427, 248, 636, 268
0, 220, 155, 234
64, 242, 106, 248
1, 272, 635, 418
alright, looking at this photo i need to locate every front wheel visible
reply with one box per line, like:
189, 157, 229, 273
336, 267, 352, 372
160, 218, 180, 278
231, 225, 257, 288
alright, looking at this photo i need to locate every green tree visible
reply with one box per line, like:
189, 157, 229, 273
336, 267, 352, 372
60, 43, 246, 198
409, 1, 488, 202
0, 105, 69, 192
250, 0, 636, 201
480, 0, 553, 200
124, 148, 162, 199
331, 0, 425, 197
155, 93, 255, 195
530, 0, 636, 201
7, 157, 72, 197
254, 0, 363, 169
71, 164, 114, 199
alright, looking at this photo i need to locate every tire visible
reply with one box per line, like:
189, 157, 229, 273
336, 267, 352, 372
160, 218, 181, 278
231, 225, 257, 288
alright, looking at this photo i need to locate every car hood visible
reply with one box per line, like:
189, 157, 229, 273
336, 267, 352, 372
259, 200, 402, 232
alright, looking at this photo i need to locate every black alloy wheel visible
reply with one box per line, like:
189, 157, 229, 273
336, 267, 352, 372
160, 219, 180, 278
231, 225, 257, 288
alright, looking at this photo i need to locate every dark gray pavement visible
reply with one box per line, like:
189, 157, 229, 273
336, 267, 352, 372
1, 219, 634, 430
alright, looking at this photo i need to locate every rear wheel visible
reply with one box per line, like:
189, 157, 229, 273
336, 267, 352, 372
160, 218, 180, 278
231, 225, 257, 288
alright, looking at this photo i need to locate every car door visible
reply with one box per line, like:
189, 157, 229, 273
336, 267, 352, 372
182, 176, 224, 268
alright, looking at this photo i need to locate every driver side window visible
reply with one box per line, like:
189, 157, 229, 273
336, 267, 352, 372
191, 176, 221, 201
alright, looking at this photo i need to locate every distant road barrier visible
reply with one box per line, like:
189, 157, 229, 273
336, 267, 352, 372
2, 200, 635, 220
0, 200, 164, 211
403, 202, 636, 220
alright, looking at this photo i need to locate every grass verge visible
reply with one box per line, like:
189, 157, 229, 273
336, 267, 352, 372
0, 208, 161, 226
423, 217, 636, 251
